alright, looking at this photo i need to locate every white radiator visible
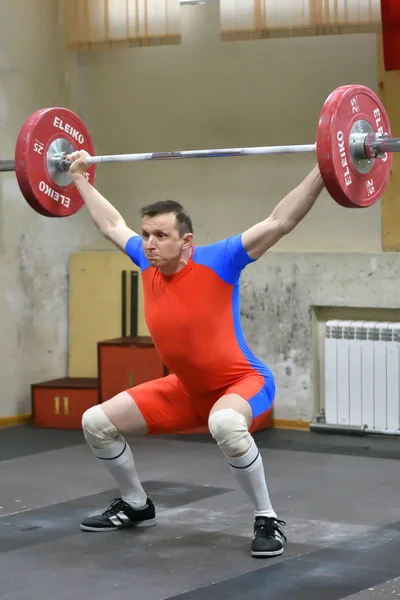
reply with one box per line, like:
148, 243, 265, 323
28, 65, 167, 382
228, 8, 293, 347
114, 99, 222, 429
324, 320, 400, 433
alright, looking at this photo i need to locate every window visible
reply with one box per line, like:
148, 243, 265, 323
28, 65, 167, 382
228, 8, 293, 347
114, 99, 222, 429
65, 0, 181, 50
220, 0, 382, 40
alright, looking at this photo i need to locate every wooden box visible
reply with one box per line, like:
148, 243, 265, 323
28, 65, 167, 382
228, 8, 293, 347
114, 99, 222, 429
98, 336, 167, 403
31, 377, 99, 429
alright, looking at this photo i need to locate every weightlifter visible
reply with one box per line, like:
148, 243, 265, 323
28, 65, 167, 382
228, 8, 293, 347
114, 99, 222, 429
67, 149, 324, 557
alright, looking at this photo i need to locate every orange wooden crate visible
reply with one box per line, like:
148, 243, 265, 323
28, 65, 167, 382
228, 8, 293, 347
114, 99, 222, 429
31, 377, 99, 429
98, 336, 167, 404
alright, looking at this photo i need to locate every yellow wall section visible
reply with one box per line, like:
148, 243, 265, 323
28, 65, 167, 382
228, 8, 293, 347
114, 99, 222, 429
377, 34, 400, 251
69, 252, 149, 377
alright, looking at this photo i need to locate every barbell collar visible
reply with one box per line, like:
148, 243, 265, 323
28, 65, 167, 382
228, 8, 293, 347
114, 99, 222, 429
373, 135, 400, 156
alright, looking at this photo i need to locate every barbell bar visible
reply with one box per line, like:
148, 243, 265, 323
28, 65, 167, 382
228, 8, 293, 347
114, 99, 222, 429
4, 134, 399, 171
48, 132, 398, 172
2, 145, 319, 173
54, 134, 400, 168
0, 144, 317, 173
0, 84, 395, 217
0, 160, 16, 172
54, 143, 318, 170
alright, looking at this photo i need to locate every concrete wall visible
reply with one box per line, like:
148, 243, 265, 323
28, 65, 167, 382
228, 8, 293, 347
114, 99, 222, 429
0, 0, 98, 419
2, 1, 399, 423
240, 253, 400, 421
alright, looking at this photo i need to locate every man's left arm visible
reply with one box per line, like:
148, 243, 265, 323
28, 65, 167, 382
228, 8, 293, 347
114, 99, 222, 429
242, 164, 325, 260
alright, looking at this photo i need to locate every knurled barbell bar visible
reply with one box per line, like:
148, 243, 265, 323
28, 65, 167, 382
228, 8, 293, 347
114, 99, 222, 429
0, 84, 396, 217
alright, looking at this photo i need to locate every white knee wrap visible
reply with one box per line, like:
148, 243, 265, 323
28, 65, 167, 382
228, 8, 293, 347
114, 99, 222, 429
81, 405, 120, 449
208, 408, 252, 457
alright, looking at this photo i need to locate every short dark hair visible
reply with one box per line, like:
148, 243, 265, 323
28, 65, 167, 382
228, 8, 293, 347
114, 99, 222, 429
140, 200, 193, 237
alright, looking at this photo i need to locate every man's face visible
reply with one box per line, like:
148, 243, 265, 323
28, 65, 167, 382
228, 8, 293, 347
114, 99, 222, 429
141, 213, 192, 268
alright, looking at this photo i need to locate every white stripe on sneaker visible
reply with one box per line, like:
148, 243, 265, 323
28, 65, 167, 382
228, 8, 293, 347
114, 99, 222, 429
109, 515, 124, 527
117, 512, 131, 524
275, 531, 285, 544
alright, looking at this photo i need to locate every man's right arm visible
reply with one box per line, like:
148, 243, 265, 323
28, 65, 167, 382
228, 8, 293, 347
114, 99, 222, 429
68, 150, 139, 253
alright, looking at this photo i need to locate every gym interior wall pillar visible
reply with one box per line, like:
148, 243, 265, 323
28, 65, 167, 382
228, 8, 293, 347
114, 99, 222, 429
377, 33, 400, 251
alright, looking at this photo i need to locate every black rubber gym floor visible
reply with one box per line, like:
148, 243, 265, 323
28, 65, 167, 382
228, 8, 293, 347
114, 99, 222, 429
1, 425, 399, 600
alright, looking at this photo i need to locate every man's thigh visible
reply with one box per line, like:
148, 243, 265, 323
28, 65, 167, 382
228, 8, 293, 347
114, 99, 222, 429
101, 391, 149, 436
208, 374, 275, 431
125, 374, 204, 435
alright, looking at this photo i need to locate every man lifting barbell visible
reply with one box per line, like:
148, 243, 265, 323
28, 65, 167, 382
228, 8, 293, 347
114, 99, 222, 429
66, 143, 324, 557
3, 83, 394, 557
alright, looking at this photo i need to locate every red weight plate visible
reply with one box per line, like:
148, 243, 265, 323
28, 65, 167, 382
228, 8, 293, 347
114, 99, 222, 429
316, 85, 392, 208
14, 107, 96, 217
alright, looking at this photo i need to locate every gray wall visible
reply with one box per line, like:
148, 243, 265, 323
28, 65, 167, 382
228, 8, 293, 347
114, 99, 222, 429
0, 1, 98, 418
1, 1, 399, 421
241, 253, 400, 421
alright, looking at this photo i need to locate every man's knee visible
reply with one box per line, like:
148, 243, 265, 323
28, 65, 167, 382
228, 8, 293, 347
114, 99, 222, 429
208, 408, 252, 457
82, 405, 120, 449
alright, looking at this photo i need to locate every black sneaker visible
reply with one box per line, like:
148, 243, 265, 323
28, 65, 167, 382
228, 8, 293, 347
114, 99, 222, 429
80, 497, 156, 532
251, 516, 287, 557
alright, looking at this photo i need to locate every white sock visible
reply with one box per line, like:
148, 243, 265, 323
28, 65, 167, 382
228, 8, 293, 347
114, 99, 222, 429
93, 438, 147, 509
227, 441, 277, 519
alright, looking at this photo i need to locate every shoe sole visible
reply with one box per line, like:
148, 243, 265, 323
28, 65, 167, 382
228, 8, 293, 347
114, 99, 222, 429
251, 547, 284, 557
80, 518, 157, 532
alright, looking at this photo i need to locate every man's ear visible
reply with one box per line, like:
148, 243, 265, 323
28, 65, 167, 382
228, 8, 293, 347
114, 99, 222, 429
182, 233, 194, 249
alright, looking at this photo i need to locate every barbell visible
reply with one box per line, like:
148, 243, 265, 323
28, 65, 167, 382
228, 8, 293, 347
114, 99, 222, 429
1, 84, 397, 218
